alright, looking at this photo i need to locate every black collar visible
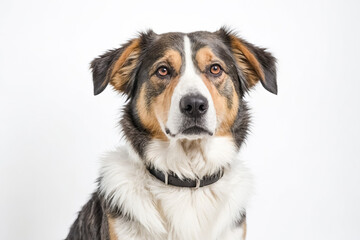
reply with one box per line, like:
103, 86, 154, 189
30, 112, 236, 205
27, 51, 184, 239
147, 166, 224, 188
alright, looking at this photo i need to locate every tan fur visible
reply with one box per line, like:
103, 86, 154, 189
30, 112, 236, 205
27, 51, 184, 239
229, 35, 265, 88
136, 78, 180, 140
107, 216, 117, 240
151, 49, 182, 73
242, 220, 247, 239
136, 49, 183, 140
110, 39, 141, 92
136, 85, 167, 140
216, 83, 239, 136
153, 76, 180, 125
195, 47, 227, 72
201, 76, 239, 136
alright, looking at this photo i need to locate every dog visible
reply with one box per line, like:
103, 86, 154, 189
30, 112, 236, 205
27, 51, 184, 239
66, 27, 277, 240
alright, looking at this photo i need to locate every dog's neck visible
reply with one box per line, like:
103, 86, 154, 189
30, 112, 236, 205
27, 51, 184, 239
143, 137, 237, 179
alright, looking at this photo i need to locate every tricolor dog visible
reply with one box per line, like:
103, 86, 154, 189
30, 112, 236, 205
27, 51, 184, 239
66, 28, 277, 240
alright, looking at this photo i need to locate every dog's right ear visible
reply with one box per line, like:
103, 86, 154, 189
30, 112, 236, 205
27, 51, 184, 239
216, 27, 277, 95
90, 30, 155, 95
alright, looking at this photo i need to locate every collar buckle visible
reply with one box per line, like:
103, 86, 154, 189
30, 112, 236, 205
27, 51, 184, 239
195, 179, 201, 188
165, 172, 169, 185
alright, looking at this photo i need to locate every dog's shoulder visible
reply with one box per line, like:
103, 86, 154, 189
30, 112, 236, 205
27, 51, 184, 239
66, 192, 109, 240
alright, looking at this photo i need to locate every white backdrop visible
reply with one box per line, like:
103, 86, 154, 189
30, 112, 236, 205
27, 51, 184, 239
1, 0, 360, 239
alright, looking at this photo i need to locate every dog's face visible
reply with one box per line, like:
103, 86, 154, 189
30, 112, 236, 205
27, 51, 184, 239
91, 28, 276, 149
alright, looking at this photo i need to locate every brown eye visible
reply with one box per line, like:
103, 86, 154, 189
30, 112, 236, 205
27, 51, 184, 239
210, 64, 222, 75
157, 66, 169, 77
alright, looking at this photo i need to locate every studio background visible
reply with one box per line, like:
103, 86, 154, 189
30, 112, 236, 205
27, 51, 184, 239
1, 0, 360, 239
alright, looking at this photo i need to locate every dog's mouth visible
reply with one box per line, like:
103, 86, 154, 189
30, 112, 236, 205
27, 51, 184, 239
165, 126, 213, 138
181, 126, 213, 136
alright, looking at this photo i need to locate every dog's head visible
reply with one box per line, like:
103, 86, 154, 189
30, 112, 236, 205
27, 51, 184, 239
91, 28, 276, 156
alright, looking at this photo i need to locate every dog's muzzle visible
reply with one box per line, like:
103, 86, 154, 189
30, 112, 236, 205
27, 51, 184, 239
177, 94, 213, 136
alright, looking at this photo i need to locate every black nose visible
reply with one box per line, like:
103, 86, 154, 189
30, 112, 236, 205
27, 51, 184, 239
179, 94, 208, 118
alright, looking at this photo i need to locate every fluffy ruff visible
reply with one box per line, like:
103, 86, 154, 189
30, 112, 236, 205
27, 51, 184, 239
100, 138, 252, 240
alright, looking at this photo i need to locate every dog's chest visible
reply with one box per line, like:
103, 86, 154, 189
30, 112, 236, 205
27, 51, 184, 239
112, 186, 240, 240
101, 147, 251, 240
152, 185, 228, 239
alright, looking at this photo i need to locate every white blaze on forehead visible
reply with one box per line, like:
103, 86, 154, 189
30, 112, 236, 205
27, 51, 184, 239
164, 36, 217, 137
179, 36, 211, 96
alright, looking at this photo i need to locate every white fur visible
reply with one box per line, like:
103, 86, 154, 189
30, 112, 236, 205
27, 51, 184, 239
165, 36, 217, 138
99, 139, 252, 240
145, 136, 236, 179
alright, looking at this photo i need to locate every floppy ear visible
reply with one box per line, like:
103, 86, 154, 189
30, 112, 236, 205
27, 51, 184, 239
90, 30, 155, 95
219, 28, 277, 94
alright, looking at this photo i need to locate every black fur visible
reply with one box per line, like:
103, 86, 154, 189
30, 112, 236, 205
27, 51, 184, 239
91, 30, 156, 96
66, 192, 109, 240
91, 47, 123, 96
235, 212, 247, 227
239, 38, 277, 94
231, 101, 251, 149
120, 103, 151, 158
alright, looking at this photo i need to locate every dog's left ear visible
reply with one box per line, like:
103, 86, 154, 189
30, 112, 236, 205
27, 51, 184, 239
218, 28, 277, 94
90, 30, 155, 96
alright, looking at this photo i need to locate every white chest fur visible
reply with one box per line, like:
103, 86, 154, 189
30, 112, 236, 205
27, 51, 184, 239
99, 140, 252, 240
